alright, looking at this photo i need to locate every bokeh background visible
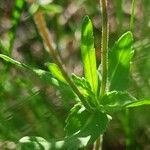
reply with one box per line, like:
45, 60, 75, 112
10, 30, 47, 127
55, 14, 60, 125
0, 0, 150, 149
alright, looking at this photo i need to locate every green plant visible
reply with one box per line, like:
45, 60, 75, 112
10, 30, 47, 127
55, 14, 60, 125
0, 0, 150, 150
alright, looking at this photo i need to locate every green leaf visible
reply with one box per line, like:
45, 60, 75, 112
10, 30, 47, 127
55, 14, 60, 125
65, 103, 109, 145
0, 54, 22, 66
81, 16, 98, 93
126, 99, 150, 108
72, 74, 98, 107
46, 63, 67, 83
72, 74, 91, 94
41, 4, 63, 14
0, 54, 57, 86
0, 54, 75, 102
108, 31, 134, 91
101, 91, 136, 112
65, 103, 89, 136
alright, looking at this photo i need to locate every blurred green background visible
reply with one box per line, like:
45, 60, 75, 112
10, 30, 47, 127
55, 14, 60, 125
0, 0, 150, 149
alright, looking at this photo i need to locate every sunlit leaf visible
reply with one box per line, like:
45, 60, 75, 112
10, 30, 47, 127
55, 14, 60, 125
126, 99, 150, 108
0, 54, 22, 66
46, 63, 67, 83
108, 31, 134, 91
81, 16, 98, 93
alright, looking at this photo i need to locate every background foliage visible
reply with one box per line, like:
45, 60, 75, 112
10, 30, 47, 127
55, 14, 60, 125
0, 0, 150, 149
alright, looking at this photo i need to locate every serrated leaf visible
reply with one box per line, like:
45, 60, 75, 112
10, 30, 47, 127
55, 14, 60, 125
65, 103, 89, 135
126, 99, 150, 108
46, 63, 67, 83
108, 31, 134, 91
72, 74, 98, 107
101, 91, 136, 112
81, 16, 98, 93
72, 74, 91, 94
65, 103, 109, 145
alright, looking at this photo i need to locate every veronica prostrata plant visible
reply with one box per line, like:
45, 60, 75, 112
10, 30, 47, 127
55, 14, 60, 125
0, 0, 150, 149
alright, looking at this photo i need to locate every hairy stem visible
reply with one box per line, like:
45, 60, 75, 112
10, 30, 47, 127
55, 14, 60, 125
100, 0, 108, 97
95, 0, 109, 149
33, 11, 92, 110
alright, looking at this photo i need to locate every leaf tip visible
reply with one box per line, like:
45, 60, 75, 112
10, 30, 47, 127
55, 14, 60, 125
82, 15, 92, 29
125, 31, 133, 39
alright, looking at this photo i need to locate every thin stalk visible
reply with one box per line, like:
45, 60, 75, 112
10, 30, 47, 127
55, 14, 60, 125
93, 135, 103, 150
130, 0, 136, 31
100, 0, 108, 97
94, 0, 109, 150
33, 11, 92, 110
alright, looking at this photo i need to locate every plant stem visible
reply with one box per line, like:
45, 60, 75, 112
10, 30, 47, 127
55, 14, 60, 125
100, 0, 108, 97
95, 0, 109, 149
33, 11, 92, 110
130, 0, 136, 31
93, 135, 103, 150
